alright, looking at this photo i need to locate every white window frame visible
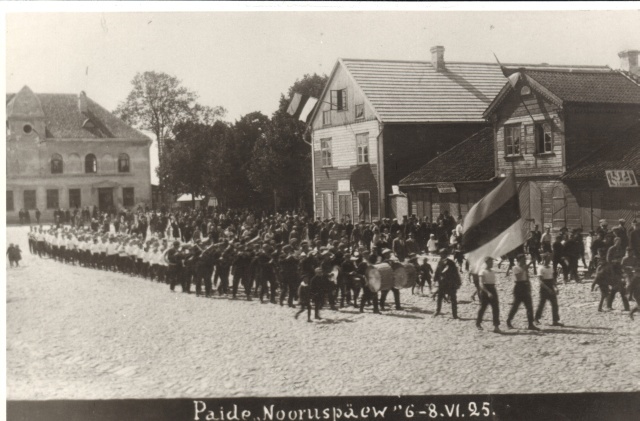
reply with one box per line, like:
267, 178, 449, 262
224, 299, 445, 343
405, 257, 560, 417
321, 138, 332, 168
355, 103, 365, 120
322, 110, 331, 126
356, 132, 369, 165
331, 89, 348, 111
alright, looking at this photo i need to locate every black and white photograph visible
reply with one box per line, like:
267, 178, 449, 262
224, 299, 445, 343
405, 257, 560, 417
4, 3, 640, 420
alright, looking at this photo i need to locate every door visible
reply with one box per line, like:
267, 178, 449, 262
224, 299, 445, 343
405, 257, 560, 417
321, 192, 333, 219
357, 191, 371, 222
98, 188, 114, 212
551, 185, 567, 231
338, 193, 352, 222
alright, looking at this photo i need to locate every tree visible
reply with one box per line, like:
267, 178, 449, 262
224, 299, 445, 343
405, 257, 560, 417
248, 73, 328, 212
114, 71, 226, 160
156, 121, 224, 207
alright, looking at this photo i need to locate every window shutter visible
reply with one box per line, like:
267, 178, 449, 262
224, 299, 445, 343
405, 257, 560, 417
341, 89, 348, 110
330, 91, 337, 110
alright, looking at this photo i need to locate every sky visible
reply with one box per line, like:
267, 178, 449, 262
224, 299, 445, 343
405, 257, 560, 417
5, 6, 640, 183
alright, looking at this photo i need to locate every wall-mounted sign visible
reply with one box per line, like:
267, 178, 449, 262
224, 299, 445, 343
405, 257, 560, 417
606, 170, 638, 187
437, 183, 457, 193
338, 180, 351, 192
391, 185, 400, 195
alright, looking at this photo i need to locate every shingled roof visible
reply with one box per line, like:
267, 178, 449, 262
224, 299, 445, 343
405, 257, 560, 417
399, 127, 495, 186
6, 89, 150, 141
562, 123, 640, 182
338, 59, 609, 123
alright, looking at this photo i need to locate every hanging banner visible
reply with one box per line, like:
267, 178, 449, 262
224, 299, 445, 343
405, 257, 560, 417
606, 170, 638, 187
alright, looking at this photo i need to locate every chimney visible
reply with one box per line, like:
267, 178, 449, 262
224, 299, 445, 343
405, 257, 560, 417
78, 91, 88, 114
430, 45, 445, 71
619, 50, 640, 76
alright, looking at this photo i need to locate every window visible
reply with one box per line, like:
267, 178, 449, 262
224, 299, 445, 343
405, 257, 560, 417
118, 153, 130, 173
123, 187, 135, 207
46, 189, 59, 209
321, 138, 332, 167
23, 190, 36, 210
323, 110, 331, 126
535, 122, 553, 154
51, 153, 63, 174
331, 89, 348, 111
356, 133, 369, 164
69, 189, 81, 209
504, 124, 521, 156
85, 154, 97, 173
7, 191, 14, 211
338, 193, 352, 221
355, 103, 365, 120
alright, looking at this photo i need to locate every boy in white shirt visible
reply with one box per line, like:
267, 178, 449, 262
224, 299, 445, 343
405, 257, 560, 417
534, 253, 563, 326
476, 257, 501, 333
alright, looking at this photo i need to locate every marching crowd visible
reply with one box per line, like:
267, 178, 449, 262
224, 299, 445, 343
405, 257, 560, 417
19, 207, 640, 328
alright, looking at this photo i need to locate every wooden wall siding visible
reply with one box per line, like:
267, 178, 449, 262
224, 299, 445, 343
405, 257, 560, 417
313, 153, 380, 220
382, 123, 487, 206
494, 89, 564, 177
564, 106, 640, 169
312, 119, 380, 167
310, 63, 377, 131
406, 185, 493, 221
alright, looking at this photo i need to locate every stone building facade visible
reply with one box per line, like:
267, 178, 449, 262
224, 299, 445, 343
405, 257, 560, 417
6, 86, 152, 224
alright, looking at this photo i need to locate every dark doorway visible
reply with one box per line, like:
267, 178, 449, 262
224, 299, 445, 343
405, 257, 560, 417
98, 188, 114, 211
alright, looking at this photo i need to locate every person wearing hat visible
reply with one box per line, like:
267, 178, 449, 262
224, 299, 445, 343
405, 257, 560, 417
342, 252, 363, 307
231, 244, 251, 300
477, 257, 501, 332
552, 233, 569, 283
506, 254, 539, 330
534, 252, 563, 326
433, 248, 461, 318
279, 245, 299, 307
606, 238, 630, 312
319, 249, 338, 310
165, 240, 182, 292
613, 218, 629, 249
392, 231, 407, 262
379, 248, 403, 311
359, 251, 381, 314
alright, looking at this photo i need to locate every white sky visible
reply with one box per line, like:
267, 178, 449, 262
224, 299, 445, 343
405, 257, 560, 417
5, 5, 640, 184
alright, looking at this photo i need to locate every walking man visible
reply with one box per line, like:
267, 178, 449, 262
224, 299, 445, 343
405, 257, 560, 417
506, 254, 539, 330
476, 257, 501, 333
534, 253, 563, 326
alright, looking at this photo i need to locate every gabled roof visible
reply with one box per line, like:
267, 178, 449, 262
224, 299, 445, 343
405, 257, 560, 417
399, 127, 495, 186
562, 123, 640, 182
6, 88, 150, 141
484, 68, 640, 117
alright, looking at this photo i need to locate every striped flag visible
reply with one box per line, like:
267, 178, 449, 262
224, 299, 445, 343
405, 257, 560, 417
461, 172, 525, 274
286, 93, 318, 122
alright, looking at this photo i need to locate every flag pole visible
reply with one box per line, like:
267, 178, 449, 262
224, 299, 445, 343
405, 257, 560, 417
493, 53, 537, 124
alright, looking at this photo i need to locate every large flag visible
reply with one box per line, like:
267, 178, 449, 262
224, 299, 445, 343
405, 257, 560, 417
461, 172, 525, 274
286, 93, 318, 122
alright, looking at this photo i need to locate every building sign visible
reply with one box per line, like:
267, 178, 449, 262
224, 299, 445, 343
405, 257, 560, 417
606, 170, 638, 187
391, 185, 400, 195
437, 183, 457, 193
338, 180, 351, 192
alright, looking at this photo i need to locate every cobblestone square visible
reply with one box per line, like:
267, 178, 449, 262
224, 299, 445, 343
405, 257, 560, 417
6, 226, 640, 399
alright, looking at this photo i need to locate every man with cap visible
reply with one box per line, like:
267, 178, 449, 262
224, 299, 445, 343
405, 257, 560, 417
279, 245, 299, 307
506, 254, 540, 330
359, 251, 381, 314
320, 249, 338, 310
477, 257, 501, 332
379, 248, 403, 311
165, 240, 182, 292
392, 231, 408, 262
534, 252, 563, 326
613, 219, 629, 249
433, 248, 461, 319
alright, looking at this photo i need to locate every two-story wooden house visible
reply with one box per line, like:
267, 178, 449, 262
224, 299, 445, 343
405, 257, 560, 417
400, 55, 640, 232
308, 46, 511, 222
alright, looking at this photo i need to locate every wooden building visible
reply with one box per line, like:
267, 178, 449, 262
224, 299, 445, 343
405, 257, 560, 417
401, 54, 640, 232
308, 47, 510, 222
6, 86, 152, 223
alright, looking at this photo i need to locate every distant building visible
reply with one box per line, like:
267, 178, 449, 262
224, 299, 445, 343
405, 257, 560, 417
307, 46, 601, 222
6, 86, 152, 223
401, 51, 640, 232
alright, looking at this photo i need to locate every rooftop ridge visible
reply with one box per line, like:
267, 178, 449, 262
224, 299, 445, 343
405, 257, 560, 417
340, 57, 609, 68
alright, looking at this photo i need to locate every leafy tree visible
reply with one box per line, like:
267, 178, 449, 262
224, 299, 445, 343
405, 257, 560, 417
157, 121, 225, 207
114, 71, 226, 159
248, 73, 328, 212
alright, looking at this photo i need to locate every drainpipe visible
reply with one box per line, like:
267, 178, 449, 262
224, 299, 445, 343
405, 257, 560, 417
377, 122, 385, 219
304, 126, 316, 219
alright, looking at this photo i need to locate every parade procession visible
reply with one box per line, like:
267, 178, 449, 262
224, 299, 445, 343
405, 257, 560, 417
6, 9, 640, 405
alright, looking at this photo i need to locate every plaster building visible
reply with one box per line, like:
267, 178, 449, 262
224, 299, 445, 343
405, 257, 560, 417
400, 50, 640, 232
6, 85, 152, 224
